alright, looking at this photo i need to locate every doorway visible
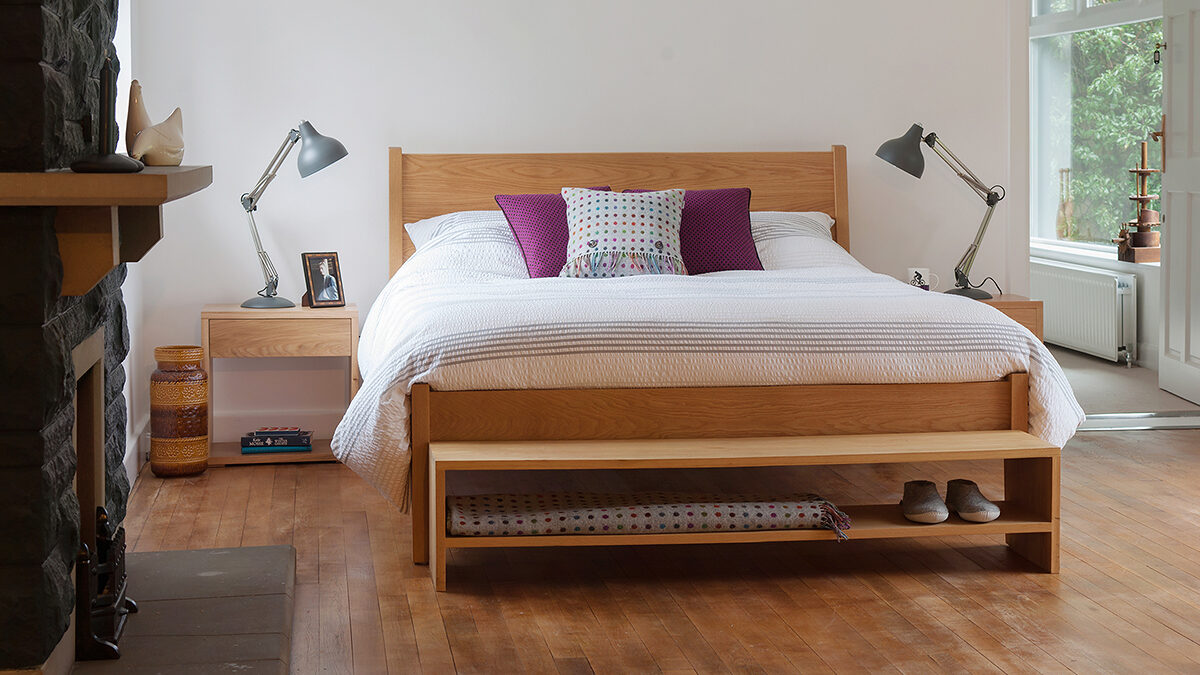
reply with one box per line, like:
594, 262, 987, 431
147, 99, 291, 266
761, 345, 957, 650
1028, 3, 1200, 423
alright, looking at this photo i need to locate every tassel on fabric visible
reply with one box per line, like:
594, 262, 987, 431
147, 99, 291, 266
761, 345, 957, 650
560, 250, 686, 278
820, 500, 853, 540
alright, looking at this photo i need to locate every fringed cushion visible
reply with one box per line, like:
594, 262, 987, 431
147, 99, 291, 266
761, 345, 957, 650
559, 187, 687, 278
447, 492, 851, 539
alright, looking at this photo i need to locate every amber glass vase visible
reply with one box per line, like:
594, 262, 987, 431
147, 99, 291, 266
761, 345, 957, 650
149, 345, 209, 477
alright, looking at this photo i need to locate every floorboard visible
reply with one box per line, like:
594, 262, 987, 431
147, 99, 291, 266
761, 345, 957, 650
123, 429, 1200, 673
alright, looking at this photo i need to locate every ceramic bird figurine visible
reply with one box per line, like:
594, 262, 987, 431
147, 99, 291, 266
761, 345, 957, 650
126, 80, 151, 155
126, 80, 185, 166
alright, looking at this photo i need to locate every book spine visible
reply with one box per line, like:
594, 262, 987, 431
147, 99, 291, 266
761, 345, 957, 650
240, 445, 314, 455
241, 434, 313, 447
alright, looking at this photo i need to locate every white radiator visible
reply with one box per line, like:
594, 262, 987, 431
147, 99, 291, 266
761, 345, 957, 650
1030, 258, 1136, 363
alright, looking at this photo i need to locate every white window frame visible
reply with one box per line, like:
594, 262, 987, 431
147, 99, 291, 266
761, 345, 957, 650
1032, 0, 1162, 38
1029, 0, 1163, 252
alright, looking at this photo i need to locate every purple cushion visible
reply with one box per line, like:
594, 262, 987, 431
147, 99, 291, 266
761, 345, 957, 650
625, 187, 761, 274
496, 187, 611, 278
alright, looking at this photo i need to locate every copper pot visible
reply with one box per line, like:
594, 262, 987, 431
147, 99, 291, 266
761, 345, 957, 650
149, 345, 209, 477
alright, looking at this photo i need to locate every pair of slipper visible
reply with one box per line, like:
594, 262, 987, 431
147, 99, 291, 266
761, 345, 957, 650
902, 479, 1000, 523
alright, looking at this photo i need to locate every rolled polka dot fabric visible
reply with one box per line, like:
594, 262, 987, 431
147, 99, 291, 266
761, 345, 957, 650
448, 492, 850, 539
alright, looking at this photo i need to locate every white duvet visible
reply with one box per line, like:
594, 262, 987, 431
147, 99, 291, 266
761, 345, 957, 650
333, 212, 1083, 510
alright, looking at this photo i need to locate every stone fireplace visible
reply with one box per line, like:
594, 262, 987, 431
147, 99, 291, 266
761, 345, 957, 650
0, 0, 132, 669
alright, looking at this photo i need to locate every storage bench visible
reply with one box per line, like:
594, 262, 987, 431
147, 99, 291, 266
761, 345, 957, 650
428, 429, 1061, 591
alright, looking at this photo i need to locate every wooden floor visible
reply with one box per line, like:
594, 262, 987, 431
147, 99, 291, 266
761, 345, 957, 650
124, 429, 1200, 674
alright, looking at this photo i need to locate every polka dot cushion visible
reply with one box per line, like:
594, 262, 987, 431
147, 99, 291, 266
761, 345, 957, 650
495, 187, 610, 278
626, 187, 761, 274
560, 188, 687, 278
448, 492, 851, 539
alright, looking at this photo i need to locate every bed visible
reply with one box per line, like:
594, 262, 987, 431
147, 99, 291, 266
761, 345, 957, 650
332, 146, 1083, 565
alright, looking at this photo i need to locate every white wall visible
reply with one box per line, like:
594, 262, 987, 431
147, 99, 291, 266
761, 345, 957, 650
125, 0, 1031, 442
113, 0, 144, 485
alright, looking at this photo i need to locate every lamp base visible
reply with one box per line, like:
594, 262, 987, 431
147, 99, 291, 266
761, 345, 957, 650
944, 286, 993, 300
241, 295, 295, 309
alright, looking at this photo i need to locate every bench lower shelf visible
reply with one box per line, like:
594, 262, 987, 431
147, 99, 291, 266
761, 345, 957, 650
443, 501, 1049, 549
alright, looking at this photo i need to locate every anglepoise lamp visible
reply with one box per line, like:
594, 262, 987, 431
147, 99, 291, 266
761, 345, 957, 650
876, 123, 1005, 300
240, 121, 348, 308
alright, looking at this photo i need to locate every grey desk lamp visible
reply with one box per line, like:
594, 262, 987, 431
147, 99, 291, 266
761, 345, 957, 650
240, 121, 348, 308
876, 123, 1005, 299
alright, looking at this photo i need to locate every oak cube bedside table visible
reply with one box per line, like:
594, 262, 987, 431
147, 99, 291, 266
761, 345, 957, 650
979, 294, 1043, 341
200, 303, 360, 466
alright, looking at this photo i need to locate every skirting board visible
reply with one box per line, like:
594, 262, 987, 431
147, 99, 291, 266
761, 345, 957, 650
1136, 343, 1158, 371
128, 427, 148, 487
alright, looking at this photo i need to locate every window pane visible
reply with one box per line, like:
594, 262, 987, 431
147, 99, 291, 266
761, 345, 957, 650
1031, 19, 1162, 245
1035, 0, 1074, 16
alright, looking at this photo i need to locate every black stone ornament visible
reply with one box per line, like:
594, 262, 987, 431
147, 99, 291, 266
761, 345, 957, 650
71, 55, 143, 173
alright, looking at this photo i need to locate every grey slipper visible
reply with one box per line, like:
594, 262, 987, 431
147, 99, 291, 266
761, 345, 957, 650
901, 480, 948, 524
946, 479, 1000, 523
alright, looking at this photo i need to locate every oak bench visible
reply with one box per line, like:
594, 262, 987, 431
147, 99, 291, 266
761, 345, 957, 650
427, 430, 1061, 591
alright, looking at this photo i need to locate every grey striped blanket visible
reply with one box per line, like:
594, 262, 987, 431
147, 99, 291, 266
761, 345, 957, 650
333, 212, 1083, 510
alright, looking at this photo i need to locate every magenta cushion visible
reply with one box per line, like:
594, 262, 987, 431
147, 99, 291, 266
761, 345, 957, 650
625, 187, 760, 274
496, 187, 611, 278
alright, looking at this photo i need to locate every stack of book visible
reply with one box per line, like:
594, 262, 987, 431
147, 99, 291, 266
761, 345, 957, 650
240, 427, 314, 454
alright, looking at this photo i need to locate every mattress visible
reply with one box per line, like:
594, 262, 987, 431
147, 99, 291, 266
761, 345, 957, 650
332, 212, 1083, 510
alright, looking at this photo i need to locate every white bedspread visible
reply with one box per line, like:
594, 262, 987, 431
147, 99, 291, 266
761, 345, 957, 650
333, 213, 1083, 510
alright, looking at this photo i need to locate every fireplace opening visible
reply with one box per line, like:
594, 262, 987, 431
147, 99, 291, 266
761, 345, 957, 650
72, 328, 137, 661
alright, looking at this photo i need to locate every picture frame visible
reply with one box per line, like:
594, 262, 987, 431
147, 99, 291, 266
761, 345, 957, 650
301, 251, 346, 307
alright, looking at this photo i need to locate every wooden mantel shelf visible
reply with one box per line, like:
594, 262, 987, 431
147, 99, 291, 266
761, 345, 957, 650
0, 165, 212, 295
0, 165, 212, 206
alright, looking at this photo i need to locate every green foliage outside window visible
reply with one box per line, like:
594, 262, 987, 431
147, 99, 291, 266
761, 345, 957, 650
1054, 19, 1162, 243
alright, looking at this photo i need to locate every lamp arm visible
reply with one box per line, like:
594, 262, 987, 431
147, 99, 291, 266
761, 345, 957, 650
239, 128, 301, 298
952, 201, 996, 290
925, 136, 997, 202
922, 133, 1004, 291
240, 128, 301, 212
244, 209, 282, 297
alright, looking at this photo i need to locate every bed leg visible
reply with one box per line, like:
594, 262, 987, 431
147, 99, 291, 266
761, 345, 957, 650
1004, 456, 1060, 573
411, 384, 430, 565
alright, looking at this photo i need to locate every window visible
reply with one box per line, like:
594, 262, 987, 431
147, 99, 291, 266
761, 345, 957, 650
1030, 0, 1162, 246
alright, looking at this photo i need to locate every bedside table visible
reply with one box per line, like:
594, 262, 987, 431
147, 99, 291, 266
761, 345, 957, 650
978, 294, 1043, 341
200, 304, 360, 466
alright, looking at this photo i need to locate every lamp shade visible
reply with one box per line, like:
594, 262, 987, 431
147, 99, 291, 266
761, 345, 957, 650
876, 123, 926, 178
296, 121, 348, 178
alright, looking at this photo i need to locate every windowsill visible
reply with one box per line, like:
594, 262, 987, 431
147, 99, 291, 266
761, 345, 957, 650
1030, 239, 1160, 271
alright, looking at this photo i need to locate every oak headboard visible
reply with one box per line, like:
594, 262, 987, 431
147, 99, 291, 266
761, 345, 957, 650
388, 146, 849, 276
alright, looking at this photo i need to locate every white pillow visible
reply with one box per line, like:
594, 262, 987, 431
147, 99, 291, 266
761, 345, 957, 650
751, 211, 854, 270
404, 210, 508, 249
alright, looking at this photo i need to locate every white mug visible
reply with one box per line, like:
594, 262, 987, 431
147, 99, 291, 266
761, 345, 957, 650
906, 267, 940, 291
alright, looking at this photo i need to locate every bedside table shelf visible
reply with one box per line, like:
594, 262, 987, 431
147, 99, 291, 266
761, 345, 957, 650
201, 303, 359, 467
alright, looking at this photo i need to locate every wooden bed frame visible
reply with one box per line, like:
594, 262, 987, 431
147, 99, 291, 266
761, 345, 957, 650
387, 147, 1041, 567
